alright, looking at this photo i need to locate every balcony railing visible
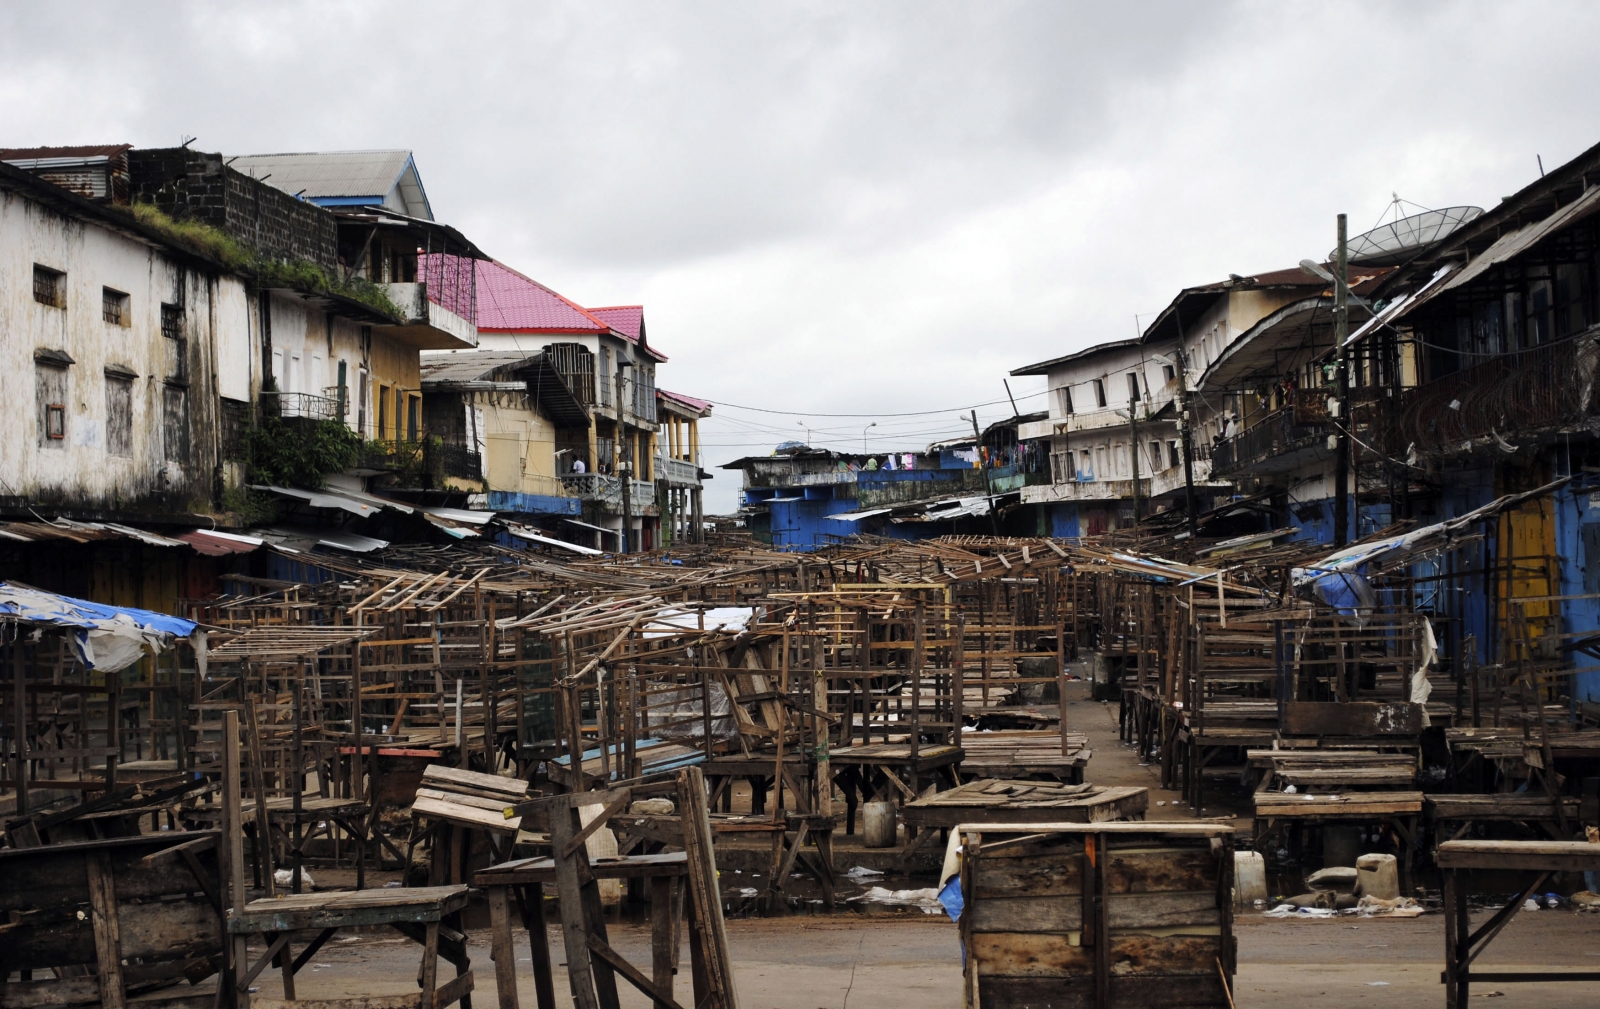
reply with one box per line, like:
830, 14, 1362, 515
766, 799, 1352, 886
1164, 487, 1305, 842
262, 390, 345, 422
655, 454, 699, 487
560, 474, 655, 509
1386, 334, 1597, 457
1211, 407, 1325, 476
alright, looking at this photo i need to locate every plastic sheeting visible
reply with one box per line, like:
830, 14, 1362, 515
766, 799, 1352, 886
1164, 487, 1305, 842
0, 581, 197, 671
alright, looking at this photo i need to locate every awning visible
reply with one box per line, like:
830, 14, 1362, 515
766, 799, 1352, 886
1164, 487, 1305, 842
1347, 264, 1455, 344
251, 485, 391, 518
563, 518, 617, 536
826, 506, 895, 523
0, 581, 197, 671
175, 530, 266, 556
255, 527, 391, 554
503, 523, 604, 556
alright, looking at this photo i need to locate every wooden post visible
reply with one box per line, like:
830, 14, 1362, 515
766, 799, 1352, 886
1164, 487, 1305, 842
14, 640, 28, 816
243, 696, 275, 898
487, 885, 519, 1009
86, 848, 126, 1009
650, 877, 675, 1009
223, 709, 249, 1009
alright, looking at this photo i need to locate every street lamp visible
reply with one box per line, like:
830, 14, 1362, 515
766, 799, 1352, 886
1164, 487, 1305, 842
796, 420, 812, 446
862, 421, 877, 454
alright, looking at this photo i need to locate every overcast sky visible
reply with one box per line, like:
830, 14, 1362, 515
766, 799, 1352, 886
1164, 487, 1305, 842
3, 1, 1596, 512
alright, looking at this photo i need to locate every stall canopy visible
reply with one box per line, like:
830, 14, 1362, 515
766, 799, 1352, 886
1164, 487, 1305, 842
0, 581, 198, 671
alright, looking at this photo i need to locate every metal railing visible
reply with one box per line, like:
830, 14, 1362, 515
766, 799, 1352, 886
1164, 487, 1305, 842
655, 454, 699, 487
1210, 407, 1324, 475
262, 390, 345, 422
560, 474, 655, 508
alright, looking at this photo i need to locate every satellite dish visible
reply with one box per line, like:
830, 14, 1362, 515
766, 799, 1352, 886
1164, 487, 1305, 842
1338, 205, 1483, 266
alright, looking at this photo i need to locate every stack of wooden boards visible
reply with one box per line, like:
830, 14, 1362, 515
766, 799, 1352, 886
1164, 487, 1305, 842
958, 730, 1091, 783
958, 822, 1236, 1008
407, 763, 532, 880
905, 779, 1147, 830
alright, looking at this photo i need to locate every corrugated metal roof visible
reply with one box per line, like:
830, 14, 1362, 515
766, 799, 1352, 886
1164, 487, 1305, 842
422, 350, 549, 385
0, 144, 132, 163
228, 150, 431, 219
475, 260, 611, 333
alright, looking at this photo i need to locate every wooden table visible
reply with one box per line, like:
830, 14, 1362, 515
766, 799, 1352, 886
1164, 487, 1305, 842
227, 885, 473, 1009
1427, 794, 1582, 842
1252, 790, 1424, 889
829, 742, 963, 834
474, 853, 689, 1009
1439, 840, 1600, 1007
183, 796, 375, 890
903, 780, 1147, 831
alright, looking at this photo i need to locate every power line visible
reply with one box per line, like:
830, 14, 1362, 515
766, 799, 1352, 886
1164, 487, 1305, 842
708, 388, 1046, 418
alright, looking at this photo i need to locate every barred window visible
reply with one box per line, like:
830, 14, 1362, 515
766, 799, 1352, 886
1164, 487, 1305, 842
161, 302, 182, 340
103, 287, 129, 325
33, 265, 64, 307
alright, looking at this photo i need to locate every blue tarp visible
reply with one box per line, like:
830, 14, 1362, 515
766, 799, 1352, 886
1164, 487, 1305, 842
0, 581, 197, 671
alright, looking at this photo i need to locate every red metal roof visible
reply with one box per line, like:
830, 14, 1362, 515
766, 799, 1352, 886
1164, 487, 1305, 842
657, 389, 712, 415
588, 305, 642, 340
474, 259, 610, 333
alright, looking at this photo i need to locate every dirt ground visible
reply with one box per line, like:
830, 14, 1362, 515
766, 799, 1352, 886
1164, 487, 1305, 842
248, 682, 1600, 1007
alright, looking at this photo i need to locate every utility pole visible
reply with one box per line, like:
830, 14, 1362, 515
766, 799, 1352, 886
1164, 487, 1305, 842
1127, 400, 1143, 525
617, 362, 633, 554
968, 411, 1000, 535
1174, 346, 1199, 536
1333, 212, 1351, 548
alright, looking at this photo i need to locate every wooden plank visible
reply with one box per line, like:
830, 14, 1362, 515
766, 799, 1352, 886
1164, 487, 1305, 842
413, 795, 520, 835
422, 764, 529, 798
977, 973, 1229, 1008
1437, 839, 1600, 871
972, 933, 1224, 978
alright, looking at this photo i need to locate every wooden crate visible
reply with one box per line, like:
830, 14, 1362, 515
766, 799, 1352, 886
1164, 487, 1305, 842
958, 822, 1235, 1009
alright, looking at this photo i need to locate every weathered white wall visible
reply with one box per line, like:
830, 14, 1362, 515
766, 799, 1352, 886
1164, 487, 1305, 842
0, 189, 247, 514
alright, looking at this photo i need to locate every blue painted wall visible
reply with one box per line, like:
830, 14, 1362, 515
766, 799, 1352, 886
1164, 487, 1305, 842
486, 491, 582, 516
1555, 474, 1600, 703
1050, 502, 1080, 539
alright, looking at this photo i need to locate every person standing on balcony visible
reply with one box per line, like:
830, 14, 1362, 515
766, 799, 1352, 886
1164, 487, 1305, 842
572, 456, 587, 474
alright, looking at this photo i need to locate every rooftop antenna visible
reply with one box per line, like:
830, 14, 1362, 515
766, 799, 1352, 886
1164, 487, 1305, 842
1537, 154, 1546, 177
1003, 379, 1021, 418
180, 135, 198, 148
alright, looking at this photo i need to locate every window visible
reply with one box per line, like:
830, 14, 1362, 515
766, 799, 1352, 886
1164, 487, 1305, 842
1093, 378, 1107, 408
163, 386, 188, 463
162, 303, 186, 380
1528, 272, 1554, 345
1127, 373, 1141, 404
406, 394, 420, 442
1079, 449, 1093, 480
33, 265, 64, 308
336, 360, 348, 417
377, 384, 390, 438
599, 347, 612, 406
1555, 262, 1589, 337
1169, 440, 1180, 469
36, 362, 68, 447
102, 288, 129, 325
1151, 441, 1164, 471
106, 374, 133, 456
161, 303, 182, 340
1162, 363, 1176, 383
357, 368, 369, 434
1052, 385, 1073, 415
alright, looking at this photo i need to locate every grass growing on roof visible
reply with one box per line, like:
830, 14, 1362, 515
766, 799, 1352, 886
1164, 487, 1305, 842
125, 202, 406, 321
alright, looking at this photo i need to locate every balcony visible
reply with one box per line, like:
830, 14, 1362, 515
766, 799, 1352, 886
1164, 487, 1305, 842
1210, 406, 1326, 477
1387, 334, 1597, 458
655, 454, 700, 488
560, 474, 656, 511
262, 389, 345, 422
380, 282, 477, 350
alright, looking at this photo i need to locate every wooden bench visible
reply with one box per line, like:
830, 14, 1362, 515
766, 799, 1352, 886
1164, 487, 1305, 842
228, 886, 474, 1009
